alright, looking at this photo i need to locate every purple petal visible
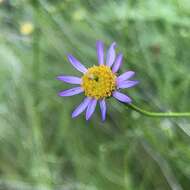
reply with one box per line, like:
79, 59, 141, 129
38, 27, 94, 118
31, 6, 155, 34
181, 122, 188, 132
112, 53, 123, 73
58, 87, 84, 97
86, 99, 97, 120
96, 40, 104, 65
117, 80, 139, 89
112, 91, 132, 104
72, 97, 92, 118
57, 75, 82, 84
117, 71, 135, 83
99, 99, 106, 121
67, 54, 88, 73
106, 42, 117, 67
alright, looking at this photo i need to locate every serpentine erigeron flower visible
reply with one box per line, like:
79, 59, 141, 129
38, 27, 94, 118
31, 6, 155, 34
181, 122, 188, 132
57, 41, 139, 121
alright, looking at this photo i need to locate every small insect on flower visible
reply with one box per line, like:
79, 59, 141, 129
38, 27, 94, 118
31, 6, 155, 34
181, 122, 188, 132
57, 41, 139, 121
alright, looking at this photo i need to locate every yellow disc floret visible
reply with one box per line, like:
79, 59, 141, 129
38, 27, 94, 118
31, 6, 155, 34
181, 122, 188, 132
81, 65, 116, 99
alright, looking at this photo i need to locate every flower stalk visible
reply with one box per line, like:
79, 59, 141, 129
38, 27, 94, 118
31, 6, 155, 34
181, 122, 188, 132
126, 103, 190, 118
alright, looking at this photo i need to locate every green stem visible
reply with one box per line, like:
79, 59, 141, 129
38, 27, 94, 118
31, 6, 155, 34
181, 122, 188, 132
126, 103, 190, 118
32, 3, 40, 84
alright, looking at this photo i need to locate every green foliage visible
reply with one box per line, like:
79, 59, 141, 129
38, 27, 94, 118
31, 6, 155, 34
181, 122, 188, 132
0, 0, 190, 189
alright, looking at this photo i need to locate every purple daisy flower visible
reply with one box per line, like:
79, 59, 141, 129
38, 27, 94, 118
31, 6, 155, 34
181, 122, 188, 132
57, 41, 139, 121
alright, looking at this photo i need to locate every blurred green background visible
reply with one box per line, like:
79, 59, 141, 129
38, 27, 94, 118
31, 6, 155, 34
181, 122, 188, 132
0, 0, 190, 189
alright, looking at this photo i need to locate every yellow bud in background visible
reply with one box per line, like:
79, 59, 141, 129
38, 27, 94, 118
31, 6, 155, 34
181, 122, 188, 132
20, 22, 34, 35
72, 9, 86, 21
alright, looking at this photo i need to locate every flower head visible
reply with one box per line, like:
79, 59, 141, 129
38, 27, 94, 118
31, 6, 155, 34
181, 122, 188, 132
57, 41, 139, 121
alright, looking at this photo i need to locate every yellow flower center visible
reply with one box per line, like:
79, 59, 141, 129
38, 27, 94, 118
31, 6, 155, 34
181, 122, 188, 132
81, 65, 116, 99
